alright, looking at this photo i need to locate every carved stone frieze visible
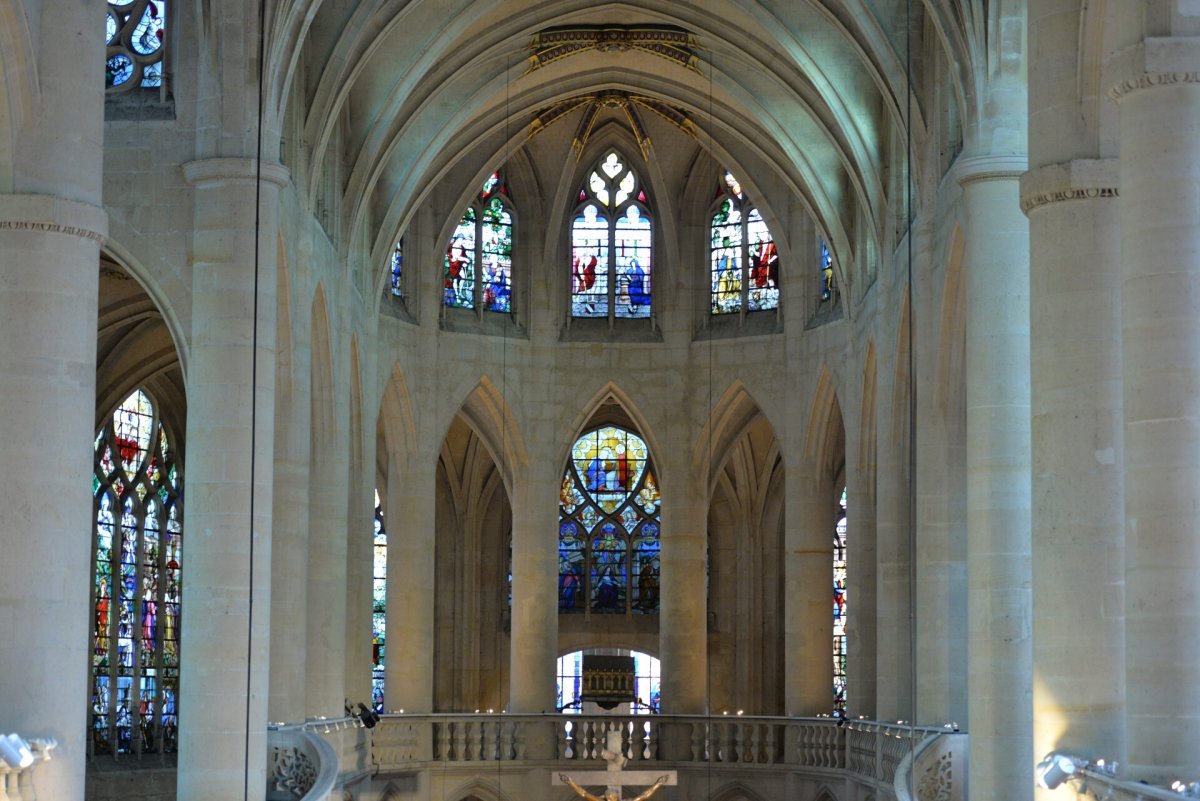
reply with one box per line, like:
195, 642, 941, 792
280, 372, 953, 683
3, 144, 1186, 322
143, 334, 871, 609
917, 752, 953, 801
1109, 71, 1200, 101
269, 745, 318, 797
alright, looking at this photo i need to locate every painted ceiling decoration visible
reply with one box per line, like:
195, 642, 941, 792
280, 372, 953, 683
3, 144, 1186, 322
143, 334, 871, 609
528, 91, 696, 162
525, 24, 703, 75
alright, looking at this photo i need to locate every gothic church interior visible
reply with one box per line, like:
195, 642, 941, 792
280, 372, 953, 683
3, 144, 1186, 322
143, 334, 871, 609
0, 2, 1195, 801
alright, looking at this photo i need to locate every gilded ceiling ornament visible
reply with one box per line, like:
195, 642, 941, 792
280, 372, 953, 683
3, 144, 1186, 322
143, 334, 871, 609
526, 25, 702, 75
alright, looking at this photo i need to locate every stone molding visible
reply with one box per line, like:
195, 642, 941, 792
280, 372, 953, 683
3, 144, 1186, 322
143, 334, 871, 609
956, 154, 1028, 187
183, 157, 290, 189
0, 194, 108, 243
1020, 159, 1119, 214
1109, 70, 1200, 100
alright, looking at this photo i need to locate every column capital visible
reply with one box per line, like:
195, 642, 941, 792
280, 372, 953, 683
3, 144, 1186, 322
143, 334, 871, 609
956, 154, 1028, 188
0, 193, 107, 243
183, 157, 290, 189
1109, 38, 1200, 101
1020, 159, 1120, 215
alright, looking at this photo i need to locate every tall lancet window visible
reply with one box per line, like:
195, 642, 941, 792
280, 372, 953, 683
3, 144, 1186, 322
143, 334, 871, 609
106, 0, 167, 91
444, 171, 514, 313
559, 426, 660, 615
91, 388, 182, 756
833, 487, 848, 717
372, 490, 387, 711
819, 239, 837, 303
710, 171, 780, 314
571, 151, 653, 320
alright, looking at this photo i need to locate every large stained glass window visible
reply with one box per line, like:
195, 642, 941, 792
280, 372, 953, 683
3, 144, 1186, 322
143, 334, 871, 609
372, 490, 387, 711
559, 426, 659, 615
106, 0, 167, 92
571, 152, 653, 321
91, 388, 182, 756
444, 171, 514, 313
833, 487, 847, 718
710, 171, 780, 315
557, 649, 661, 714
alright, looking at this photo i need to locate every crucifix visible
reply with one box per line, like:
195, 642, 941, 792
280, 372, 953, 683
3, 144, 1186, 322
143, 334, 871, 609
552, 729, 677, 801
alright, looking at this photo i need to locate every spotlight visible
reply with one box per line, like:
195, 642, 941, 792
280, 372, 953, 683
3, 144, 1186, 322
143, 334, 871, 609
356, 702, 381, 729
0, 734, 34, 769
1036, 753, 1083, 790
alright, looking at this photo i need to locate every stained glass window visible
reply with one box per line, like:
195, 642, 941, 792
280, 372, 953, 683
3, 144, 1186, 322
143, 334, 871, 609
372, 490, 387, 712
444, 171, 513, 313
833, 487, 847, 718
91, 388, 182, 756
571, 152, 653, 320
559, 426, 659, 615
557, 650, 661, 714
710, 171, 780, 315
820, 239, 836, 303
106, 0, 167, 92
390, 239, 404, 298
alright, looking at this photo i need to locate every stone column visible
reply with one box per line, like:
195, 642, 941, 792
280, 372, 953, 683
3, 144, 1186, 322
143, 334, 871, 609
269, 308, 311, 724
1023, 160, 1124, 784
845, 448, 877, 720
508, 462, 559, 714
959, 154, 1033, 801
306, 338, 350, 717
783, 465, 834, 716
385, 451, 437, 712
344, 391, 377, 709
0, 1, 105, 796
179, 158, 286, 801
1111, 36, 1200, 780
658, 467, 708, 715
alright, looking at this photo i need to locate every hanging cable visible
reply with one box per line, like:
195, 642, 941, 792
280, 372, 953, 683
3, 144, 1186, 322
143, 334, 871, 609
243, 0, 269, 797
904, 0, 920, 791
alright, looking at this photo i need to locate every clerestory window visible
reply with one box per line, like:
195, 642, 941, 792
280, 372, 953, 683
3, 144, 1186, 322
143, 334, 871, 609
710, 171, 780, 315
444, 171, 514, 314
106, 0, 167, 92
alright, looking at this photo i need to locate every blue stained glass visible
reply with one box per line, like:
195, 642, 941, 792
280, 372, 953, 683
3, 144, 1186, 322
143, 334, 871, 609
820, 239, 835, 302
372, 490, 387, 711
390, 240, 403, 297
106, 1, 166, 91
710, 171, 780, 315
443, 170, 515, 313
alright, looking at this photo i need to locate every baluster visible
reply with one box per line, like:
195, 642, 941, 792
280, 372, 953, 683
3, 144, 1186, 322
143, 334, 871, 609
690, 720, 705, 762
764, 722, 777, 765
560, 719, 572, 760
733, 722, 745, 763
513, 719, 527, 760
476, 719, 486, 761
0, 767, 12, 801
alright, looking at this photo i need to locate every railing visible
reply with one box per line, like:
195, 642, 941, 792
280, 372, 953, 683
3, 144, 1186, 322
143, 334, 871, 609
1070, 768, 1195, 801
267, 713, 966, 800
0, 737, 57, 801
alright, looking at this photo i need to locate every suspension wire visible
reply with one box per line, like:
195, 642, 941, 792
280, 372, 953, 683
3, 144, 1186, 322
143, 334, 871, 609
706, 38, 716, 800
245, 0, 269, 796
905, 0, 920, 785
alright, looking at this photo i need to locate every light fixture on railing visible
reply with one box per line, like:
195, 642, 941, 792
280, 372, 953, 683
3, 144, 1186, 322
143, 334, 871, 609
0, 734, 34, 769
1170, 780, 1200, 797
356, 702, 380, 729
1035, 752, 1085, 790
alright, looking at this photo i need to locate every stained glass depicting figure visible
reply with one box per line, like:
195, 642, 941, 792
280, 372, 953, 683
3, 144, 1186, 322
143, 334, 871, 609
91, 388, 182, 756
559, 426, 660, 615
820, 239, 835, 302
833, 487, 848, 718
390, 239, 404, 297
710, 171, 780, 315
571, 151, 653, 321
106, 0, 167, 92
372, 490, 387, 711
443, 170, 515, 313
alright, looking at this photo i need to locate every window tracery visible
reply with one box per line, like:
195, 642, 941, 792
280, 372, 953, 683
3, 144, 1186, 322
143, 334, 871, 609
444, 172, 513, 313
91, 388, 181, 756
571, 152, 652, 320
559, 426, 659, 615
710, 171, 779, 315
106, 0, 166, 92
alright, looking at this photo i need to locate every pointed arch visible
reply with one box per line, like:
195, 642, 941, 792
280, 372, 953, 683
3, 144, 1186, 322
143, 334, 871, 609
805, 364, 846, 477
891, 284, 912, 445
378, 360, 418, 476
692, 379, 780, 491
443, 775, 516, 801
348, 335, 365, 476
452, 375, 528, 493
560, 381, 662, 483
811, 786, 841, 801
934, 225, 966, 420
310, 283, 335, 449
709, 781, 770, 801
276, 232, 294, 399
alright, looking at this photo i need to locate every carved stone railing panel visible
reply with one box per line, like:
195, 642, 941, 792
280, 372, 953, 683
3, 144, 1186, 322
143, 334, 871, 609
267, 725, 339, 801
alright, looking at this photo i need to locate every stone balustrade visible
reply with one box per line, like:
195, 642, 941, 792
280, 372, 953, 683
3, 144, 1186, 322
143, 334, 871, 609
266, 714, 967, 800
0, 737, 57, 801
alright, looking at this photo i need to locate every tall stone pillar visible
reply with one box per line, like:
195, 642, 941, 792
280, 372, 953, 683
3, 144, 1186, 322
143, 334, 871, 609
269, 308, 311, 724
783, 465, 834, 716
845, 447, 877, 720
959, 155, 1033, 801
1111, 36, 1200, 780
179, 158, 286, 800
0, 2, 105, 797
386, 451, 437, 712
658, 466, 708, 715
875, 374, 911, 723
345, 392, 378, 709
508, 463, 559, 714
